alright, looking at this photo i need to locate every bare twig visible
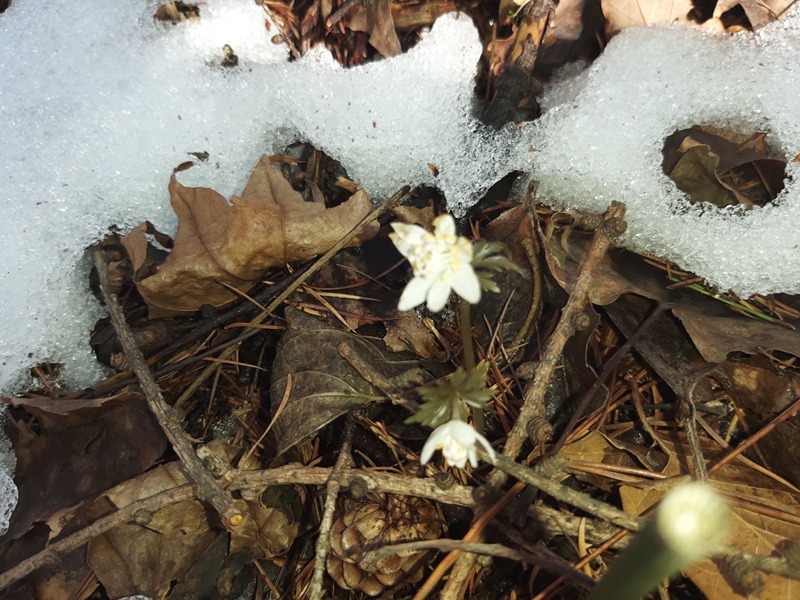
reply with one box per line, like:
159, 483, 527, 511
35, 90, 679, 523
678, 396, 709, 482
309, 414, 356, 600
261, 2, 301, 59
325, 0, 364, 29
369, 539, 594, 589
3, 461, 796, 592
503, 201, 627, 466
506, 236, 543, 361
490, 453, 641, 531
0, 484, 195, 590
91, 247, 242, 529
551, 302, 668, 455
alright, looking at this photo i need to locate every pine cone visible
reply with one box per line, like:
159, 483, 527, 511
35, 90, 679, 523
326, 494, 444, 596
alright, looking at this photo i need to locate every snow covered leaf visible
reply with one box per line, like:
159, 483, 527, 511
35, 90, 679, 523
122, 156, 378, 317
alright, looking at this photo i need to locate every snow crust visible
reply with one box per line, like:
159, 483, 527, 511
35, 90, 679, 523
531, 17, 800, 298
0, 0, 799, 405
0, 420, 16, 534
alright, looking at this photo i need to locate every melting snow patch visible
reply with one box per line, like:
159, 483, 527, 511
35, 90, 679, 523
0, 419, 16, 535
530, 15, 800, 296
0, 0, 514, 395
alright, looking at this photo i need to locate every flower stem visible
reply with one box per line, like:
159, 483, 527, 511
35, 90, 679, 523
458, 298, 484, 434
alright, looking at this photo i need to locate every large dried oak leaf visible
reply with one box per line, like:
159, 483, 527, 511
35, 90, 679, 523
123, 156, 378, 317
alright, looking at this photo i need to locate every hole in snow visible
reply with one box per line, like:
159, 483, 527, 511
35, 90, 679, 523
662, 124, 787, 209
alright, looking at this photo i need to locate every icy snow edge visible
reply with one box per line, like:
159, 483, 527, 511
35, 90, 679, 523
529, 15, 800, 297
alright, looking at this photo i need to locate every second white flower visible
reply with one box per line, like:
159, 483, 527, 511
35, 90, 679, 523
420, 419, 496, 469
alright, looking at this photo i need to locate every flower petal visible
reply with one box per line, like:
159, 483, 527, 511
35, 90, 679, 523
420, 433, 440, 465
466, 446, 479, 468
473, 430, 497, 464
420, 420, 494, 469
425, 278, 452, 312
432, 213, 456, 237
451, 266, 481, 305
389, 222, 428, 257
445, 444, 469, 469
397, 276, 433, 311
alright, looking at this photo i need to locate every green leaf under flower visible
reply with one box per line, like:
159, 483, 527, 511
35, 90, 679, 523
472, 240, 523, 294
405, 363, 495, 428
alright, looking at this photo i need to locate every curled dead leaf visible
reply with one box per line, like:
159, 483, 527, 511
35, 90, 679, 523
122, 156, 378, 317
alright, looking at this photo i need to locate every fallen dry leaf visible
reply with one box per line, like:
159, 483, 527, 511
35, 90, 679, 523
83, 446, 300, 599
122, 156, 378, 317
346, 0, 402, 58
536, 0, 604, 75
1, 399, 166, 545
663, 125, 786, 208
709, 360, 800, 487
88, 498, 222, 600
154, 1, 200, 23
271, 308, 429, 454
709, 0, 795, 30
601, 0, 694, 38
545, 231, 800, 362
619, 432, 800, 599
384, 312, 449, 362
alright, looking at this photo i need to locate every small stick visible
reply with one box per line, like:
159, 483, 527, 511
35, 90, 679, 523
502, 201, 627, 465
2, 462, 796, 591
308, 413, 356, 600
91, 248, 243, 529
550, 302, 668, 455
0, 484, 194, 591
490, 453, 641, 531
369, 539, 594, 589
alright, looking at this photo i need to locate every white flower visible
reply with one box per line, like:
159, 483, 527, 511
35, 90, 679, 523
420, 419, 496, 469
389, 214, 481, 312
656, 482, 730, 562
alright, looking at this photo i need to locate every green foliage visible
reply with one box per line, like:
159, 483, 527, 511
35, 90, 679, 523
405, 363, 495, 428
472, 240, 522, 293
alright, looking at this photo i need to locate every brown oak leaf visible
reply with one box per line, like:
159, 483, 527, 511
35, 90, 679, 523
122, 156, 378, 317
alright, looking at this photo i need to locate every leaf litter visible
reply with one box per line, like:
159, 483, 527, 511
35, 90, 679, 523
1, 2, 800, 599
